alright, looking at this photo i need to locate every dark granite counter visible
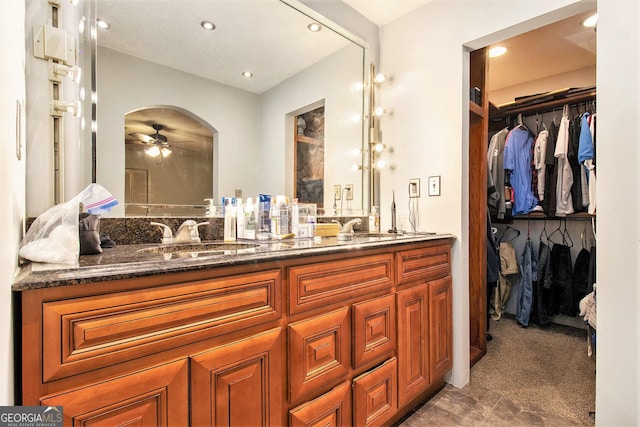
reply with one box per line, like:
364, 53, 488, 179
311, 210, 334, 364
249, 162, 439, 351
13, 233, 455, 291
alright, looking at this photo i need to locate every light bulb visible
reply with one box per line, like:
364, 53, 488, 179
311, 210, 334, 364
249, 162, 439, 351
375, 143, 385, 153
146, 145, 160, 157
354, 81, 365, 91
161, 147, 172, 158
374, 107, 386, 117
374, 73, 386, 83
582, 13, 597, 28
375, 159, 386, 169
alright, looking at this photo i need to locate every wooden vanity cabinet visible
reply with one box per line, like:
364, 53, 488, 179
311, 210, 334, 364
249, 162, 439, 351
18, 238, 453, 426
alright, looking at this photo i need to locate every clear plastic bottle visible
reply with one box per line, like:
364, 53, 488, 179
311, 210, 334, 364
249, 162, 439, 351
224, 199, 236, 242
270, 198, 280, 237
278, 195, 289, 235
236, 198, 245, 239
369, 206, 380, 233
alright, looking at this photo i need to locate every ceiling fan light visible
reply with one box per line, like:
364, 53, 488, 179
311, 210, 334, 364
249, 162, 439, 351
161, 147, 172, 158
146, 145, 160, 157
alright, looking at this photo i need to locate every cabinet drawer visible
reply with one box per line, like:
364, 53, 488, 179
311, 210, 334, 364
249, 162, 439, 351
289, 253, 393, 315
42, 270, 281, 382
396, 244, 451, 286
289, 381, 352, 427
288, 307, 351, 405
353, 358, 397, 427
352, 294, 396, 370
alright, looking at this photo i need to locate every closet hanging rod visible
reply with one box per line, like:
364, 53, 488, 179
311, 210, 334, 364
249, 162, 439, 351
491, 90, 596, 119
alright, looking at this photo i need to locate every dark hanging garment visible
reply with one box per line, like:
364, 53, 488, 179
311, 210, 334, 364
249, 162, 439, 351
550, 244, 574, 316
573, 247, 592, 311
568, 116, 587, 212
486, 213, 500, 283
544, 122, 559, 216
516, 239, 538, 327
531, 240, 553, 326
587, 245, 596, 291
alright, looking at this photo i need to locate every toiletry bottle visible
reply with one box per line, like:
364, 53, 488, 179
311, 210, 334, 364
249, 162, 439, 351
246, 200, 257, 240
224, 198, 237, 242
278, 196, 289, 235
270, 198, 280, 237
204, 198, 216, 217
291, 198, 299, 237
369, 206, 380, 233
236, 198, 245, 239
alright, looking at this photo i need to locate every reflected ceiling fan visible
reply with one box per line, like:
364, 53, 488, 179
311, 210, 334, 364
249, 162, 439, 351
128, 124, 175, 159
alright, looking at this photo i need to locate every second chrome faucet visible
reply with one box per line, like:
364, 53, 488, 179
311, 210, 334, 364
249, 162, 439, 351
150, 220, 210, 244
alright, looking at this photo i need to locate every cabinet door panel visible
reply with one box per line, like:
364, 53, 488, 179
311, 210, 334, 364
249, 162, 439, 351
191, 328, 283, 427
352, 294, 396, 370
429, 276, 453, 382
40, 359, 188, 427
289, 381, 352, 427
289, 307, 350, 405
353, 358, 397, 427
396, 284, 429, 407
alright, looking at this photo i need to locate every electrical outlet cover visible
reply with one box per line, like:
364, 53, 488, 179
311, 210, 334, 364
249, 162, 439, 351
409, 178, 420, 198
345, 184, 353, 200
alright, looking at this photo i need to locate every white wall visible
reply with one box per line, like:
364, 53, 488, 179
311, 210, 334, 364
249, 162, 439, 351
595, 0, 640, 425
260, 45, 365, 210
377, 0, 594, 390
0, 0, 26, 405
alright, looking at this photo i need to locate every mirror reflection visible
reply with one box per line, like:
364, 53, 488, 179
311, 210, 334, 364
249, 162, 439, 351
95, 0, 366, 217
124, 106, 214, 216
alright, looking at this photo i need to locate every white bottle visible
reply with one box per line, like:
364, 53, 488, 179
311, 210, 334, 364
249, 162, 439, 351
245, 198, 257, 240
369, 206, 380, 233
224, 199, 237, 242
236, 198, 245, 239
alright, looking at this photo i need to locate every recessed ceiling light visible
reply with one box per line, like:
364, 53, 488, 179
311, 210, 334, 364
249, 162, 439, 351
201, 20, 216, 31
489, 46, 507, 58
96, 19, 110, 30
307, 22, 322, 32
242, 71, 253, 78
582, 13, 598, 28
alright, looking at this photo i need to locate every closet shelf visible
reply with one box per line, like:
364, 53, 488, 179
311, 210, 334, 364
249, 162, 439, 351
491, 86, 596, 119
492, 212, 596, 223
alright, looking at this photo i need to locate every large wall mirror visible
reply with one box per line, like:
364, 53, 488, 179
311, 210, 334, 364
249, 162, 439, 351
93, 0, 367, 217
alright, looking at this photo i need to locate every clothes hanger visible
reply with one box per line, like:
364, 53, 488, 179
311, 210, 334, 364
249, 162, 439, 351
539, 218, 549, 244
561, 218, 574, 248
547, 220, 564, 245
499, 225, 521, 243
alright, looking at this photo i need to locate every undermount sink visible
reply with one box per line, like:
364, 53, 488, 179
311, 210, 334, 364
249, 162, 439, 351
137, 242, 259, 255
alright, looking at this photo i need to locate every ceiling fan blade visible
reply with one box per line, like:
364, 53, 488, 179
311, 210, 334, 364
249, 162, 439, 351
129, 132, 156, 144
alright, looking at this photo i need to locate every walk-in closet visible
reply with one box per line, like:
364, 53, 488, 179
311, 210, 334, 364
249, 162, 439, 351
468, 8, 597, 425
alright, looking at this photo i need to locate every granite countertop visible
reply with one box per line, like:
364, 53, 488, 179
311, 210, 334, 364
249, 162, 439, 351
12, 233, 455, 291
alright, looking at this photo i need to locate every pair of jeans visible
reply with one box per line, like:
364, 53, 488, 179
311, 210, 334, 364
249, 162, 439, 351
516, 239, 538, 327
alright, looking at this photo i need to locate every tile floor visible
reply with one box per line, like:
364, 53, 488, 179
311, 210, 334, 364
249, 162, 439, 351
397, 382, 582, 426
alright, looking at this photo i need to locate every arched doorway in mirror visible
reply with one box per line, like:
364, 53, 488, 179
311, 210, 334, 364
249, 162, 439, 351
124, 106, 216, 216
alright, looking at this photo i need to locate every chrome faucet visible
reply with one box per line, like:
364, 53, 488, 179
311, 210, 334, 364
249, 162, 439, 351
150, 220, 209, 244
332, 218, 362, 241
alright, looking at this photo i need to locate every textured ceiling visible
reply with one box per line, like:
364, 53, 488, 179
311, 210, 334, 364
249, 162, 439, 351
341, 0, 432, 26
96, 0, 352, 94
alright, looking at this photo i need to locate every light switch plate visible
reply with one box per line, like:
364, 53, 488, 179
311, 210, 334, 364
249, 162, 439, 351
428, 176, 441, 196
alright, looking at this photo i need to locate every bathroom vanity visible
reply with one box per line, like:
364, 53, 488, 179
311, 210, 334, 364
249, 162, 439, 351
14, 233, 454, 426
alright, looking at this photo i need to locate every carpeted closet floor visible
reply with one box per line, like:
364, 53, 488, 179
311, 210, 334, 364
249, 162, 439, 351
399, 317, 596, 426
